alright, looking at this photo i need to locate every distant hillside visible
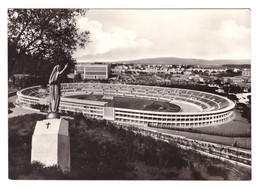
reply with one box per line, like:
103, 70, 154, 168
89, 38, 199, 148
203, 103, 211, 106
114, 57, 251, 66
222, 64, 251, 69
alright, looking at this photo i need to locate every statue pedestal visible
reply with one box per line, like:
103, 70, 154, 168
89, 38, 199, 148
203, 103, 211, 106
31, 118, 70, 172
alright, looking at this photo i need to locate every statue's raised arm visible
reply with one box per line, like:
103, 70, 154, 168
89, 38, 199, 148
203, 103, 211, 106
59, 63, 69, 75
47, 64, 69, 119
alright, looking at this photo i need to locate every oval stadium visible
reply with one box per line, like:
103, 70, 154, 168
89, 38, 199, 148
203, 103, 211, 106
16, 83, 235, 128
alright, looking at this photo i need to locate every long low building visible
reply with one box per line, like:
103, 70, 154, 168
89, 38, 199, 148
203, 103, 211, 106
17, 83, 235, 128
74, 63, 109, 80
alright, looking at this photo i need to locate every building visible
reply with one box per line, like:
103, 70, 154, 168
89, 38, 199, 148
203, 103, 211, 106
183, 71, 192, 75
242, 69, 251, 77
222, 77, 245, 84
75, 63, 109, 80
229, 77, 245, 84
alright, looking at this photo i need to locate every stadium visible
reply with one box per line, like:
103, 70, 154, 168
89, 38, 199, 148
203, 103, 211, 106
17, 83, 235, 128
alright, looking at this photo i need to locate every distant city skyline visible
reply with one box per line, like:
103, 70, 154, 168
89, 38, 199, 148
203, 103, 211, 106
73, 9, 251, 62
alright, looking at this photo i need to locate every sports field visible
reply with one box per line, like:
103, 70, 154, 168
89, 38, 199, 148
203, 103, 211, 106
67, 94, 181, 112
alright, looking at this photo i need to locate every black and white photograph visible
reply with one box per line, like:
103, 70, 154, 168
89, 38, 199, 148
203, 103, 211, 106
5, 5, 254, 182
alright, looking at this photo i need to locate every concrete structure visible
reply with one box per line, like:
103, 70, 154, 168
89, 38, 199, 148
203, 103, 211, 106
17, 83, 235, 128
31, 118, 70, 172
242, 69, 251, 77
75, 63, 109, 80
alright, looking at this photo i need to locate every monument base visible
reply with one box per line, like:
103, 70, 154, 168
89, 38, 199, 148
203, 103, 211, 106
31, 118, 70, 172
46, 112, 60, 119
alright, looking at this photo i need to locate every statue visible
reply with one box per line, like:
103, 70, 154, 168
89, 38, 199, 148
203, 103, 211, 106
47, 63, 68, 119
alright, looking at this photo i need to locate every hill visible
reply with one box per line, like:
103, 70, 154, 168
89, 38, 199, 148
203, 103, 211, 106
114, 57, 251, 66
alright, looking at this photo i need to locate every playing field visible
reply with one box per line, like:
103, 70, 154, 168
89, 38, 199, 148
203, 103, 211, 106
67, 94, 181, 112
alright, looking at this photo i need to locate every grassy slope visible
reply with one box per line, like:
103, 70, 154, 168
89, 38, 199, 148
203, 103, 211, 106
8, 114, 251, 180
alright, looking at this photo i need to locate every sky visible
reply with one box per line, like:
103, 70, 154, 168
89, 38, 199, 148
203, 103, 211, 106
73, 9, 251, 62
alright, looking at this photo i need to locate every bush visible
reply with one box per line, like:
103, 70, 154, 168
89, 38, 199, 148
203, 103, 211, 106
30, 103, 48, 112
8, 102, 15, 109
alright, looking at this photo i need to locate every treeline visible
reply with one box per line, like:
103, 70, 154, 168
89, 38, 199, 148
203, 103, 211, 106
9, 54, 74, 89
236, 103, 251, 123
10, 54, 53, 76
222, 64, 251, 69
30, 104, 49, 112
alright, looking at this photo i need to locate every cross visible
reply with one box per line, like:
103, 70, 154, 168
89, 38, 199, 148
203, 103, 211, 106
46, 122, 51, 129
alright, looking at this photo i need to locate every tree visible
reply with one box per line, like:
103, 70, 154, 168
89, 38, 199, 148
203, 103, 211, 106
226, 69, 234, 75
213, 79, 221, 85
8, 102, 15, 113
247, 95, 251, 104
8, 9, 90, 77
74, 74, 82, 82
227, 94, 238, 102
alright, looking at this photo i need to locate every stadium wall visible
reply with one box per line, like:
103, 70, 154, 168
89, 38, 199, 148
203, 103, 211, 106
16, 83, 235, 128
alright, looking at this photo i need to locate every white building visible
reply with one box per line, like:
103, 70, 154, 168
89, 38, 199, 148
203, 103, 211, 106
75, 63, 109, 80
242, 69, 251, 77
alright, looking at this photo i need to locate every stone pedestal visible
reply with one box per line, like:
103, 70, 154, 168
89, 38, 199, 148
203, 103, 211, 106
31, 118, 70, 172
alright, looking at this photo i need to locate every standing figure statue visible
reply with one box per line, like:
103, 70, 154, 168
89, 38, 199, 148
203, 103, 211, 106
47, 63, 68, 118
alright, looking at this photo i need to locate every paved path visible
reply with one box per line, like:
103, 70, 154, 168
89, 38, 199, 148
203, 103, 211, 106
8, 95, 46, 118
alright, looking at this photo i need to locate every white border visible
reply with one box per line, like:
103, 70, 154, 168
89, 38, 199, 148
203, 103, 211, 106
1, 1, 259, 189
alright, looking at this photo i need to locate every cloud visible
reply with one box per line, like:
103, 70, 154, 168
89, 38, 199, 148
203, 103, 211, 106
74, 10, 250, 61
211, 20, 251, 59
217, 20, 250, 40
164, 19, 251, 60
75, 17, 152, 57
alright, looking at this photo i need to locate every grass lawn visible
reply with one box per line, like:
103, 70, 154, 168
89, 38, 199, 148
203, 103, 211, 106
194, 110, 251, 135
114, 96, 181, 112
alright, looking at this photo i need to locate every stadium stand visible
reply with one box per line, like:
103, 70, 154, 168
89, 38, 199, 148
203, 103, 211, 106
17, 83, 235, 128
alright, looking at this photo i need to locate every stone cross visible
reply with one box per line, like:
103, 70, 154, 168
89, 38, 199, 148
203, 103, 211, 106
46, 122, 51, 129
